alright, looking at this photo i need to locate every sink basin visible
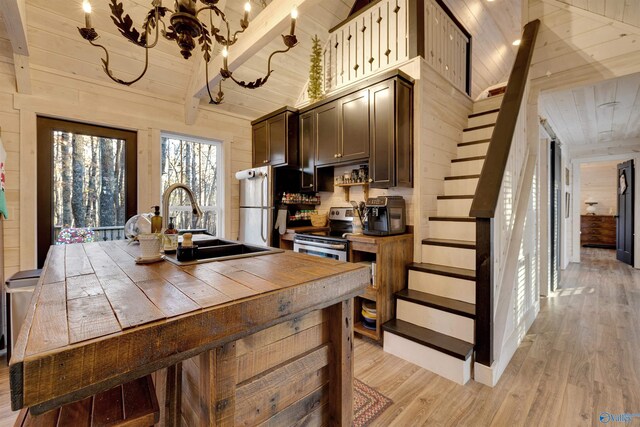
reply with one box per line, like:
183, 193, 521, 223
163, 238, 283, 266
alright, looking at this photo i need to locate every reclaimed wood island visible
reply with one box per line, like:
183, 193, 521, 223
9, 241, 369, 426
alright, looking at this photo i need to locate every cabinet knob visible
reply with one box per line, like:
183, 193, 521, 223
334, 154, 338, 158
368, 178, 373, 183
263, 160, 269, 164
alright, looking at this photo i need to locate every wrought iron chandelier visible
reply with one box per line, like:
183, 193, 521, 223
78, 0, 299, 105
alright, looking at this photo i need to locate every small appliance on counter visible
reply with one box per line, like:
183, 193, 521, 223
363, 196, 406, 236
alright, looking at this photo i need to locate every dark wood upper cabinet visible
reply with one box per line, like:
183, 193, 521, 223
395, 79, 413, 187
369, 81, 394, 187
299, 111, 315, 190
369, 78, 413, 188
315, 101, 340, 166
340, 89, 370, 163
252, 121, 268, 167
251, 107, 298, 168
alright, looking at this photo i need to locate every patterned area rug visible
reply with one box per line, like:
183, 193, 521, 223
353, 378, 393, 427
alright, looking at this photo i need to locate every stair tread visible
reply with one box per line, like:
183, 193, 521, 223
382, 319, 474, 360
437, 195, 474, 200
396, 288, 476, 318
408, 262, 476, 280
463, 123, 495, 132
468, 108, 500, 119
445, 174, 480, 181
429, 216, 475, 222
422, 238, 476, 249
458, 139, 491, 147
452, 155, 486, 163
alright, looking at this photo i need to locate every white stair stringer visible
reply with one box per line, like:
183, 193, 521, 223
384, 332, 472, 385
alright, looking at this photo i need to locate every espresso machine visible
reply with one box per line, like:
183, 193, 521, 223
363, 196, 406, 236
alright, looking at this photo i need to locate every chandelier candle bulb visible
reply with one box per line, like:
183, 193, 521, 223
82, 0, 92, 28
290, 9, 298, 35
222, 47, 228, 69
243, 2, 251, 22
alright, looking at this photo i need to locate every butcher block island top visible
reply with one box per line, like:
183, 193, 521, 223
10, 240, 369, 425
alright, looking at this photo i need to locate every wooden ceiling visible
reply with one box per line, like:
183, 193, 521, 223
540, 72, 640, 148
556, 0, 640, 28
0, 0, 352, 119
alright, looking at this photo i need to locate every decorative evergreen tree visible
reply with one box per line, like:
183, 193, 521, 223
307, 35, 324, 102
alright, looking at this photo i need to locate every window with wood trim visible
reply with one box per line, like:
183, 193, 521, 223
37, 117, 137, 267
161, 133, 223, 236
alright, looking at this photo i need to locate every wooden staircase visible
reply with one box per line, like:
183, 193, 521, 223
382, 94, 503, 385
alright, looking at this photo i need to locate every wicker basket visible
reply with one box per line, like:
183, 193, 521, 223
310, 213, 327, 227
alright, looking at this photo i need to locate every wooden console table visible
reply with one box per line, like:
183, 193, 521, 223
581, 215, 616, 248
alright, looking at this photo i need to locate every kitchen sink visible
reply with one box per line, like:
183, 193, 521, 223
163, 238, 283, 266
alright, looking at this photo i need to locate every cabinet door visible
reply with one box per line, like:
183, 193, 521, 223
315, 101, 340, 166
267, 114, 286, 166
299, 111, 315, 190
252, 121, 268, 167
396, 79, 413, 187
339, 89, 370, 163
369, 81, 395, 188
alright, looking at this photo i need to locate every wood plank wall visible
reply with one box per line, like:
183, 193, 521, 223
180, 309, 332, 426
0, 14, 253, 275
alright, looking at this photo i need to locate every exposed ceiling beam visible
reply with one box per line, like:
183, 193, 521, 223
0, 0, 31, 93
186, 0, 322, 118
184, 0, 227, 125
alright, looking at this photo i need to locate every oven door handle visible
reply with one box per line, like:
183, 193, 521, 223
294, 240, 345, 250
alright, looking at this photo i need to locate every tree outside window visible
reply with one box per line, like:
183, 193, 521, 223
161, 134, 222, 236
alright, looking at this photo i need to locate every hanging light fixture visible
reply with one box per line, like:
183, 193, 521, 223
78, 0, 299, 105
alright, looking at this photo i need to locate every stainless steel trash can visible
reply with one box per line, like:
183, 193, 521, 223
5, 269, 41, 363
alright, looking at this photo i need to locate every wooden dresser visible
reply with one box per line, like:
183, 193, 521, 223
581, 215, 616, 248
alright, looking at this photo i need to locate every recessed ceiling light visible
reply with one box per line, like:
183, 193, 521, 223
512, 39, 521, 46
597, 101, 619, 108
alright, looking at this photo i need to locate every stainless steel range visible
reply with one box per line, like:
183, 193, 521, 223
293, 207, 355, 261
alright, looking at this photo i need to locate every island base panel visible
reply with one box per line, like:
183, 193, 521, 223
171, 305, 351, 426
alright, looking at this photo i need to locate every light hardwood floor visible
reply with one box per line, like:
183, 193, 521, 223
1, 248, 639, 426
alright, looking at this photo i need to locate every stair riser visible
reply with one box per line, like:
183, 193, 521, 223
429, 221, 475, 241
437, 198, 473, 217
444, 178, 478, 196
472, 95, 503, 114
421, 245, 475, 270
467, 111, 499, 128
408, 270, 476, 304
458, 142, 489, 158
396, 300, 475, 343
451, 159, 484, 176
384, 332, 471, 385
463, 127, 494, 143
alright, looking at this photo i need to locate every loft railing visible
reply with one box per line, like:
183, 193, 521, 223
295, 0, 469, 105
469, 19, 540, 367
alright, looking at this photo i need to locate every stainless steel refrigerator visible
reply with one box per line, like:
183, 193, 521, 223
237, 166, 275, 247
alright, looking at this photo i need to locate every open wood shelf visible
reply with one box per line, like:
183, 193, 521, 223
334, 182, 369, 201
349, 233, 413, 344
353, 321, 378, 340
